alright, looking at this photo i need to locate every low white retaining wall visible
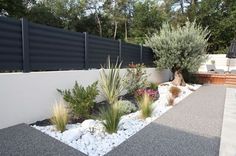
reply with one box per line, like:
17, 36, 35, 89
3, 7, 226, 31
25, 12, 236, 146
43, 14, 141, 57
0, 68, 171, 129
199, 54, 236, 72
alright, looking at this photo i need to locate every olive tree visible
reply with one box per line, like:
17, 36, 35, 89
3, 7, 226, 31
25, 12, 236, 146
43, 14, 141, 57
145, 21, 209, 86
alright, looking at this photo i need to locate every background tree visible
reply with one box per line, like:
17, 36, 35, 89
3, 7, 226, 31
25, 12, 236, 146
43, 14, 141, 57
129, 0, 168, 43
193, 0, 236, 54
145, 21, 209, 86
0, 0, 28, 17
27, 3, 63, 28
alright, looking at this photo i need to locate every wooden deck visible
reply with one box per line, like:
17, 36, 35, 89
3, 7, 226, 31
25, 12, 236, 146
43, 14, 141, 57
194, 72, 236, 86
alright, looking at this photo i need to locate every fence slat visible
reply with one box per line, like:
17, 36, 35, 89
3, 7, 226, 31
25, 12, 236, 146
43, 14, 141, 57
84, 32, 88, 69
21, 18, 30, 72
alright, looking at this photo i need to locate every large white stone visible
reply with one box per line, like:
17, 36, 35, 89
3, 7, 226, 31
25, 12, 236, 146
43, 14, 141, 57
62, 128, 83, 142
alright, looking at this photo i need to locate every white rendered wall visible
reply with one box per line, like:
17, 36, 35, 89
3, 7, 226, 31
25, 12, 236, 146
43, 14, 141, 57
0, 68, 171, 129
198, 54, 236, 72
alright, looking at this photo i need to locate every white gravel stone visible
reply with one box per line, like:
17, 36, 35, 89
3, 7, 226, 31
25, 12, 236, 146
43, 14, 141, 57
62, 128, 83, 142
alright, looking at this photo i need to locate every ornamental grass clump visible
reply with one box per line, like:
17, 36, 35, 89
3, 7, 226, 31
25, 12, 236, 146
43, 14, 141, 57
138, 93, 153, 119
50, 101, 68, 132
169, 86, 181, 98
168, 86, 181, 106
99, 57, 125, 105
99, 104, 123, 134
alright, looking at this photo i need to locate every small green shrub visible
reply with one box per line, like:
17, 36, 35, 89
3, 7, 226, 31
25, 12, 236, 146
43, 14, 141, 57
99, 57, 125, 105
57, 81, 98, 118
50, 101, 68, 132
148, 82, 158, 90
138, 93, 153, 119
116, 100, 137, 114
100, 105, 123, 134
125, 63, 148, 94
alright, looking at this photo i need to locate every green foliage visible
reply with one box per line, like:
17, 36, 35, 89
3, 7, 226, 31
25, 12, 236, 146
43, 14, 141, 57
57, 81, 98, 118
0, 0, 27, 18
50, 101, 68, 132
125, 63, 148, 94
27, 3, 63, 28
99, 57, 125, 105
145, 21, 209, 73
99, 105, 123, 134
138, 93, 153, 119
148, 82, 158, 90
116, 100, 137, 114
130, 0, 168, 44
194, 0, 236, 54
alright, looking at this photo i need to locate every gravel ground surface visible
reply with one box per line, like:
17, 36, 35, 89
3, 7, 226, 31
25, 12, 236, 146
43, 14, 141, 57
106, 85, 226, 156
0, 123, 86, 156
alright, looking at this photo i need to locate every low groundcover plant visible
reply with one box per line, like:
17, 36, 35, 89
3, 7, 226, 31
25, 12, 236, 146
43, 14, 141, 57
116, 100, 137, 114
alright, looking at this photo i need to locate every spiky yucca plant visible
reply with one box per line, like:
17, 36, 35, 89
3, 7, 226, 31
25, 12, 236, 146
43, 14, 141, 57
100, 104, 123, 134
99, 57, 125, 105
139, 93, 153, 119
50, 101, 68, 132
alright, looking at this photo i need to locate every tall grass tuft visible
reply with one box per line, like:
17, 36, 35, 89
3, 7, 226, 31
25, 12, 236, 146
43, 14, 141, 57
169, 86, 181, 98
138, 93, 153, 119
100, 104, 123, 134
99, 57, 125, 105
50, 101, 68, 132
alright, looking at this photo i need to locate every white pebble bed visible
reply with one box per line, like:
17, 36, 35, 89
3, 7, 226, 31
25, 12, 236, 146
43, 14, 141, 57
32, 82, 201, 156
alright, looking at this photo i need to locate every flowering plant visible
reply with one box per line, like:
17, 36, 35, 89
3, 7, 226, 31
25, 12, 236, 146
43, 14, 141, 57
135, 88, 159, 102
125, 63, 148, 94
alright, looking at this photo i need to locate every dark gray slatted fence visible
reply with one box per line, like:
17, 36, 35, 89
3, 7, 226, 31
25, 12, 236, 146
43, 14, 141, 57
29, 22, 85, 71
122, 42, 141, 66
0, 17, 154, 72
0, 17, 22, 71
142, 46, 155, 67
87, 34, 119, 68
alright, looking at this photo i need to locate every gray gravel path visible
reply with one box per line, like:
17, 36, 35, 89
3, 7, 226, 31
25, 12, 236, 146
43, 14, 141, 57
0, 123, 86, 156
106, 85, 226, 156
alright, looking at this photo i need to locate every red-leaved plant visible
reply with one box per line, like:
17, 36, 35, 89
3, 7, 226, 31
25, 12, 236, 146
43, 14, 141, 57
135, 88, 159, 102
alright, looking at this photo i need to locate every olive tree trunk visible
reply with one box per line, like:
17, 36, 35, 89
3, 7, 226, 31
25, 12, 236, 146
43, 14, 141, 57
172, 70, 186, 86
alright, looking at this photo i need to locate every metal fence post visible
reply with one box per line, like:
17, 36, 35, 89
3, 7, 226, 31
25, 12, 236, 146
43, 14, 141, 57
140, 44, 143, 63
84, 32, 88, 69
21, 18, 30, 72
118, 39, 122, 63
